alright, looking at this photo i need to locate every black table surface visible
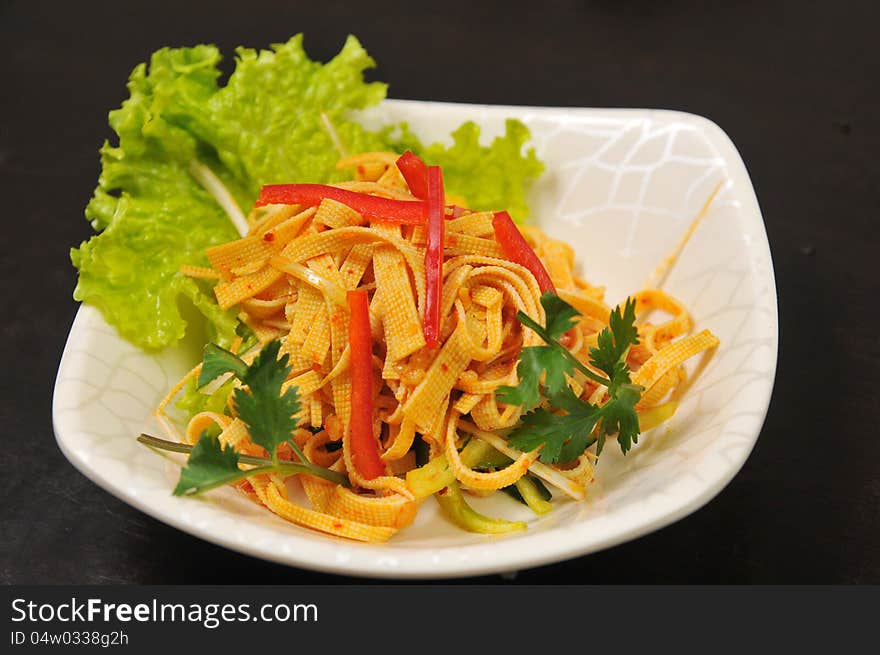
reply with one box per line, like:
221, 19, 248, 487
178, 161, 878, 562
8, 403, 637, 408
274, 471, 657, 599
2, 0, 877, 584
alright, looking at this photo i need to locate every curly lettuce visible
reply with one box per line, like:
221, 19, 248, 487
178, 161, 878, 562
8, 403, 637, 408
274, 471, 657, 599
420, 120, 543, 220
72, 48, 241, 349
72, 35, 543, 351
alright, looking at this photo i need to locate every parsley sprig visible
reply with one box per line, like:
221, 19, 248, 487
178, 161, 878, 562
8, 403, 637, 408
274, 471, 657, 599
201, 341, 304, 467
498, 293, 644, 463
139, 340, 348, 495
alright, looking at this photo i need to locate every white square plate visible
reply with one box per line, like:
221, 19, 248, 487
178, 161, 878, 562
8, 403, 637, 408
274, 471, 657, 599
53, 100, 778, 578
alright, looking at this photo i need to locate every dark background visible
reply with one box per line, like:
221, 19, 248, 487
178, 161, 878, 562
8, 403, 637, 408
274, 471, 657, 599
2, 0, 877, 584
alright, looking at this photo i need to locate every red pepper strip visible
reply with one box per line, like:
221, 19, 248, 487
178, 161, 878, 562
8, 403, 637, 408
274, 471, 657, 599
395, 151, 429, 199
346, 290, 385, 480
256, 184, 427, 224
446, 205, 468, 219
491, 211, 556, 294
423, 166, 445, 348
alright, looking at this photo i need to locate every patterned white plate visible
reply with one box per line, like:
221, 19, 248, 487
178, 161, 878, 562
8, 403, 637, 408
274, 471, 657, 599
53, 100, 777, 578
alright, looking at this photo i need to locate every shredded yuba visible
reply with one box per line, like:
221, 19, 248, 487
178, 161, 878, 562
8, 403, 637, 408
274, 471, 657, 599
156, 152, 720, 543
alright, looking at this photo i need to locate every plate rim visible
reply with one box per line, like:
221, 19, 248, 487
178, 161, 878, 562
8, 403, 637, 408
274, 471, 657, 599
52, 99, 779, 579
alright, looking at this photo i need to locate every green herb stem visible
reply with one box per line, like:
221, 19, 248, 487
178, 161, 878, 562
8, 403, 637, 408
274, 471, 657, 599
516, 309, 613, 387
562, 348, 612, 387
137, 433, 349, 487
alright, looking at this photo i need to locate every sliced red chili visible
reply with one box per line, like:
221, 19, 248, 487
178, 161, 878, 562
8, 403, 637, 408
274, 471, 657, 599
256, 184, 427, 224
491, 211, 556, 294
423, 166, 445, 348
346, 289, 385, 480
396, 151, 429, 199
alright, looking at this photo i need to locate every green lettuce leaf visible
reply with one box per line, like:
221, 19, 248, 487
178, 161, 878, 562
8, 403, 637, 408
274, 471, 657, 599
72, 48, 241, 349
175, 377, 236, 427
180, 34, 392, 195
420, 119, 543, 221
72, 38, 384, 350
72, 35, 544, 351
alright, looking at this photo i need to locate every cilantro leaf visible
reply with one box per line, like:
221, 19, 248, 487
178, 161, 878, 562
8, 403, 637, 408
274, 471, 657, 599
507, 382, 643, 464
498, 293, 585, 409
599, 383, 642, 455
173, 433, 249, 496
198, 343, 249, 387
496, 345, 573, 408
141, 432, 349, 493
588, 298, 639, 380
508, 404, 600, 464
516, 293, 612, 389
508, 386, 602, 464
147, 338, 350, 497
517, 292, 581, 342
232, 340, 301, 461
504, 294, 644, 462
